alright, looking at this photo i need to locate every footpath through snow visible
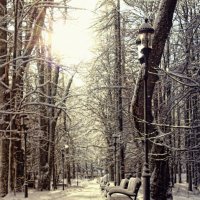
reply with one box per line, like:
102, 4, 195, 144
2, 179, 105, 200
2, 179, 200, 200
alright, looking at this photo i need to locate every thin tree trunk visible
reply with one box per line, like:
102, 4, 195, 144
114, 0, 124, 184
0, 0, 9, 196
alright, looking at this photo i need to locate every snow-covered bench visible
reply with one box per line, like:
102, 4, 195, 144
107, 177, 141, 200
104, 178, 129, 197
100, 174, 109, 191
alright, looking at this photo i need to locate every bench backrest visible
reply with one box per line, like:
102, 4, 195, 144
127, 177, 141, 194
119, 178, 129, 189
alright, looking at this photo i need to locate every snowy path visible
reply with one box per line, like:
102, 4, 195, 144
3, 179, 200, 200
66, 181, 104, 200
3, 180, 105, 200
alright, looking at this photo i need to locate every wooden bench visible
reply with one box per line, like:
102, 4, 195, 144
28, 180, 35, 188
100, 174, 109, 191
104, 178, 129, 197
57, 183, 67, 186
100, 181, 109, 191
107, 177, 141, 200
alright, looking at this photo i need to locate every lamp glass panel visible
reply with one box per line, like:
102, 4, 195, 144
139, 33, 153, 49
138, 45, 144, 60
140, 33, 148, 48
147, 34, 153, 49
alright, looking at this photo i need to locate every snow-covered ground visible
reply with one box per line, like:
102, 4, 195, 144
173, 182, 200, 200
2, 179, 200, 200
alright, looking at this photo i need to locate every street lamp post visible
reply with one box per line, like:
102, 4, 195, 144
113, 133, 118, 186
136, 18, 154, 200
76, 163, 79, 186
24, 129, 28, 198
21, 114, 29, 198
61, 145, 69, 190
61, 149, 65, 190
64, 145, 70, 186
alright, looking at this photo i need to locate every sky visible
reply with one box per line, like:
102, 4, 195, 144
51, 0, 131, 67
52, 0, 98, 66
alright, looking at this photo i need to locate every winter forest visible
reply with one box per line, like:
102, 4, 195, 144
0, 0, 199, 199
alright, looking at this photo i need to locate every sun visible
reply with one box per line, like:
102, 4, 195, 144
51, 17, 94, 65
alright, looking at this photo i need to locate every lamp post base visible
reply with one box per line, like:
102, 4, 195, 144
142, 162, 151, 200
24, 181, 28, 198
63, 181, 65, 190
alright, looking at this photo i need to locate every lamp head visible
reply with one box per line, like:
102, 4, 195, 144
112, 133, 119, 139
138, 18, 154, 35
137, 18, 154, 63
64, 144, 69, 149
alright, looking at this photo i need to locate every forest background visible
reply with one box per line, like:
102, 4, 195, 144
0, 0, 199, 199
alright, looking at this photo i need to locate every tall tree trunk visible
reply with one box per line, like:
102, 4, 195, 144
46, 19, 53, 190
37, 42, 49, 190
0, 0, 9, 196
114, 0, 124, 184
177, 106, 182, 183
11, 0, 25, 191
47, 63, 62, 190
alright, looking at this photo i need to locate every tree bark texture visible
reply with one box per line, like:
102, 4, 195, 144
114, 0, 125, 183
37, 43, 49, 190
0, 0, 9, 196
2, 4, 47, 194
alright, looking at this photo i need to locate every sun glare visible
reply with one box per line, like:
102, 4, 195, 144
47, 0, 97, 87
51, 14, 94, 65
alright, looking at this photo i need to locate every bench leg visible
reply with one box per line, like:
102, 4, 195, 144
127, 195, 137, 200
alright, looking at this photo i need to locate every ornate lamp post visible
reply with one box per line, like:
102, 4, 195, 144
136, 19, 154, 200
